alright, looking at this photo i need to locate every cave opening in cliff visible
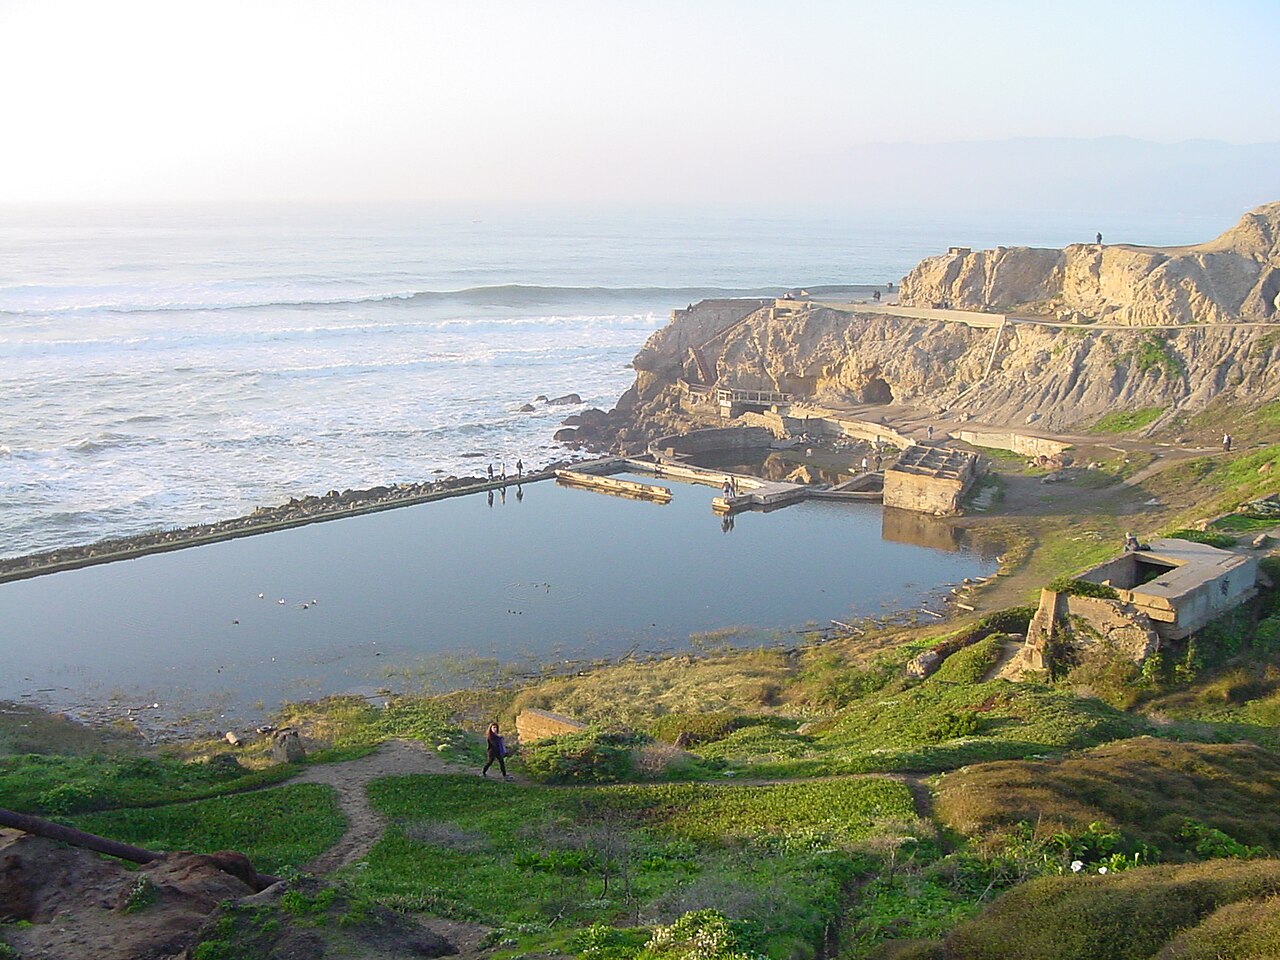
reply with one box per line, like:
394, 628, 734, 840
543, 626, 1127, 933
861, 377, 894, 405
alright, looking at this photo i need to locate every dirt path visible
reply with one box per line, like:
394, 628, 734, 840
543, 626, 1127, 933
295, 738, 461, 873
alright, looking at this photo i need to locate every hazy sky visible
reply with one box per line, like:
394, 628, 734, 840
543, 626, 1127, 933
2, 0, 1278, 208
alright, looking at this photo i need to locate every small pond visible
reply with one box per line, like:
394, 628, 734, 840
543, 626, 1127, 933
0, 474, 996, 731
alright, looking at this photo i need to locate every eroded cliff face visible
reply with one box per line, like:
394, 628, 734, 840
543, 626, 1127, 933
603, 204, 1280, 450
898, 202, 1280, 325
609, 302, 1280, 447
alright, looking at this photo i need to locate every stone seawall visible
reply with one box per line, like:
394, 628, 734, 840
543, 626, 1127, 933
0, 462, 593, 585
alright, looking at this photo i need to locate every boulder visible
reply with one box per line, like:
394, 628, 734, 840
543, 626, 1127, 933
270, 729, 306, 764
547, 393, 582, 406
907, 650, 941, 679
518, 403, 536, 412
553, 428, 578, 443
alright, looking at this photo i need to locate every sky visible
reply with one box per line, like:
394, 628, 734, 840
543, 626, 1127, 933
2, 0, 1278, 211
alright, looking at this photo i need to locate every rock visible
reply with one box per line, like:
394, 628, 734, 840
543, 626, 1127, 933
271, 729, 306, 763
899, 202, 1280, 326
546, 393, 582, 406
907, 650, 941, 679
408, 929, 460, 957
1025, 412, 1041, 423
518, 403, 536, 412
223, 731, 241, 747
1252, 533, 1270, 549
534, 394, 548, 402
553, 428, 578, 442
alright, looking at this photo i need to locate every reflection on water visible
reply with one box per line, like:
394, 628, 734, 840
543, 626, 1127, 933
0, 475, 994, 728
881, 507, 966, 552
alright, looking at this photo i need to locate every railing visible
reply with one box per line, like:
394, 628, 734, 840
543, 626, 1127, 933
715, 387, 791, 405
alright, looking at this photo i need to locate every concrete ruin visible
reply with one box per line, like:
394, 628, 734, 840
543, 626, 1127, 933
1011, 539, 1262, 676
1074, 539, 1260, 640
515, 707, 587, 744
882, 445, 980, 516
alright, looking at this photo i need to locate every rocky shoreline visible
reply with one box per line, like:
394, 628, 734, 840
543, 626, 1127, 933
0, 460, 593, 585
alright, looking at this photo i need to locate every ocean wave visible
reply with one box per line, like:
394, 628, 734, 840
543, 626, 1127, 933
0, 283, 787, 318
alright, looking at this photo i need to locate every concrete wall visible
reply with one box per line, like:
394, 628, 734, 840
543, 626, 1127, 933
649, 426, 775, 460
955, 429, 1072, 458
1144, 557, 1258, 639
515, 708, 587, 744
1024, 588, 1160, 670
787, 404, 914, 449
882, 471, 968, 515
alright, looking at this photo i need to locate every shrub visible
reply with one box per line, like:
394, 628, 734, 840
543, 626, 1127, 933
922, 710, 982, 743
649, 712, 742, 746
934, 738, 1280, 859
943, 859, 1280, 960
1158, 894, 1280, 960
1047, 577, 1119, 600
520, 731, 642, 784
640, 909, 766, 960
931, 636, 1006, 685
1180, 819, 1265, 860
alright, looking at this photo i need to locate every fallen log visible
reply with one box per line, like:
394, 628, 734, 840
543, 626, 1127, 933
0, 806, 279, 890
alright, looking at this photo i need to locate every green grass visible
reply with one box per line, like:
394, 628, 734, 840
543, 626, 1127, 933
693, 657, 1147, 777
74, 782, 343, 873
0, 752, 294, 815
1090, 407, 1165, 434
273, 694, 478, 761
1150, 444, 1280, 524
1212, 513, 1279, 534
355, 774, 917, 957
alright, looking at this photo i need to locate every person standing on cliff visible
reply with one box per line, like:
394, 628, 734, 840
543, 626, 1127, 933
482, 722, 512, 780
1096, 232, 1103, 245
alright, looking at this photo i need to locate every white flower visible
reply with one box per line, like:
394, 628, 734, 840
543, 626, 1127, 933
1098, 866, 1108, 874
1071, 860, 1084, 873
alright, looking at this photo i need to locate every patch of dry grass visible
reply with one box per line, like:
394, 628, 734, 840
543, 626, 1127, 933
507, 648, 797, 727
934, 737, 1280, 857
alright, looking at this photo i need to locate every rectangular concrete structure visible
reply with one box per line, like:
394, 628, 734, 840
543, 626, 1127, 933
882, 445, 979, 516
1078, 538, 1259, 640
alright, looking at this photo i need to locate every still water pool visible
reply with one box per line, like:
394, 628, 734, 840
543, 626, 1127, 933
0, 475, 995, 730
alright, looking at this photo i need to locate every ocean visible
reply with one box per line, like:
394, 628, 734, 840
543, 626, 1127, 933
0, 203, 1218, 560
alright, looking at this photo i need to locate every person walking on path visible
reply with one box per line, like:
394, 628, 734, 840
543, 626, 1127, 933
482, 722, 512, 780
1223, 433, 1233, 452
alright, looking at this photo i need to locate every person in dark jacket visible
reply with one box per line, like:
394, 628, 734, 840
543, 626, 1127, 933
482, 722, 512, 780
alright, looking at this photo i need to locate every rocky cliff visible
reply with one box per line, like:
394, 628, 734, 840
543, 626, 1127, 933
603, 204, 1280, 448
898, 202, 1280, 325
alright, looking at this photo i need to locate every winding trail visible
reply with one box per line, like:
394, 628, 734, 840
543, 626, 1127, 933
295, 738, 463, 873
